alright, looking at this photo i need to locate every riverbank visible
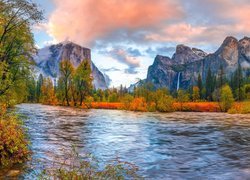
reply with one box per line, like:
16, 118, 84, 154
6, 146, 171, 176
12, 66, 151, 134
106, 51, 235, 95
46, 101, 250, 114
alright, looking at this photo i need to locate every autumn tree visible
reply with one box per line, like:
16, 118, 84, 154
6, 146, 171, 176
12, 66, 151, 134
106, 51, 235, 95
192, 86, 200, 102
177, 89, 190, 110
219, 84, 234, 112
41, 78, 57, 105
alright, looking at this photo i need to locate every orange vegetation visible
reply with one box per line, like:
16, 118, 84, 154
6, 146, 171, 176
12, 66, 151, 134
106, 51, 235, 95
173, 102, 221, 112
90, 102, 123, 109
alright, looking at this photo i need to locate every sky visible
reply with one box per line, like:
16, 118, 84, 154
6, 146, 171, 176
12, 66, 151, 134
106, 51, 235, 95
33, 0, 250, 87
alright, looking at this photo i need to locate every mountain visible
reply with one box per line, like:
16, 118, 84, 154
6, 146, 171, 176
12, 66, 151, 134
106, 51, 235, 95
146, 36, 250, 91
33, 41, 108, 89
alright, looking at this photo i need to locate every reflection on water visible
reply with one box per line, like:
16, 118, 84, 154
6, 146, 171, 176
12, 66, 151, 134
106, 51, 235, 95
2, 104, 250, 179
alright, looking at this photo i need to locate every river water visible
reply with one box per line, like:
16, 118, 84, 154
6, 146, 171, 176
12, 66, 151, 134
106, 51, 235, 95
2, 104, 250, 179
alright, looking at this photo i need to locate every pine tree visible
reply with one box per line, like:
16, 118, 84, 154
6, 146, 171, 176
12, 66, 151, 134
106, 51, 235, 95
206, 67, 213, 101
36, 74, 43, 102
232, 63, 244, 101
197, 74, 203, 99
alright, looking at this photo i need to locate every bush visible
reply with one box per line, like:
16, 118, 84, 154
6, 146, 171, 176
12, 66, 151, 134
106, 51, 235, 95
156, 95, 174, 112
129, 97, 147, 112
39, 148, 141, 179
228, 102, 250, 114
147, 102, 156, 112
0, 113, 30, 167
219, 85, 235, 112
121, 94, 133, 110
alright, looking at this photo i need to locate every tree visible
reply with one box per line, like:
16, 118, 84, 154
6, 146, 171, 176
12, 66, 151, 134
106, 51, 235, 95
73, 60, 93, 106
244, 84, 250, 100
177, 89, 190, 110
59, 60, 74, 106
197, 74, 203, 99
156, 95, 174, 112
26, 76, 36, 102
231, 63, 244, 101
205, 67, 213, 101
41, 78, 57, 105
192, 86, 200, 102
36, 74, 43, 102
0, 0, 43, 99
151, 89, 174, 112
218, 65, 225, 88
219, 84, 234, 112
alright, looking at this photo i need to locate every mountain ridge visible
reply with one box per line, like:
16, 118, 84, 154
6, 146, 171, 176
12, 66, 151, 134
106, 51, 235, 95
145, 36, 250, 91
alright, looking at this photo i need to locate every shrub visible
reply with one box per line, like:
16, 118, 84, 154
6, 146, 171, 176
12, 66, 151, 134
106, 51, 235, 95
0, 113, 30, 167
129, 97, 147, 112
121, 94, 134, 110
156, 95, 174, 112
219, 85, 235, 112
39, 148, 141, 179
228, 102, 250, 114
192, 86, 200, 102
147, 102, 156, 112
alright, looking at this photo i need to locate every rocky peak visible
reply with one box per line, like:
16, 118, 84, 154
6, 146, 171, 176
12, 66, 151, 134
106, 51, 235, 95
172, 44, 202, 64
239, 36, 250, 61
216, 36, 239, 66
192, 48, 207, 58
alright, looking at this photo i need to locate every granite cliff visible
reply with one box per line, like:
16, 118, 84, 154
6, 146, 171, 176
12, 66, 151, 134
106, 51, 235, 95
34, 41, 108, 89
146, 36, 250, 91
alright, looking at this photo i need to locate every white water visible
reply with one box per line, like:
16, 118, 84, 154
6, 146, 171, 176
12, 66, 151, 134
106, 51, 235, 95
177, 72, 181, 90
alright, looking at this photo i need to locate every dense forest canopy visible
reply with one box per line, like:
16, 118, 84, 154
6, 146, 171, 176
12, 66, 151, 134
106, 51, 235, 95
0, 0, 43, 106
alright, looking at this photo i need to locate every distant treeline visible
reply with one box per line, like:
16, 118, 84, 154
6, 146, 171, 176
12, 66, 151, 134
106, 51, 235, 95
26, 60, 250, 113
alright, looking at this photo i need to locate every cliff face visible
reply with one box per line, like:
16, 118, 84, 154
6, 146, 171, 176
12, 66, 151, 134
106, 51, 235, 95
34, 41, 108, 89
146, 36, 250, 91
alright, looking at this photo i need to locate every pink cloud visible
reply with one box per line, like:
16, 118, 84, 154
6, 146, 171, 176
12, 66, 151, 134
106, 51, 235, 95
47, 0, 183, 46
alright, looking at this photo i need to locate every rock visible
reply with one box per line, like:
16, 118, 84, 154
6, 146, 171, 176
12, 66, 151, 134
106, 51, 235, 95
145, 36, 250, 91
34, 41, 108, 89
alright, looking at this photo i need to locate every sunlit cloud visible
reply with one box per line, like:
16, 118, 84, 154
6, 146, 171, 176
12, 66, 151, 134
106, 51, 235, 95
47, 0, 183, 46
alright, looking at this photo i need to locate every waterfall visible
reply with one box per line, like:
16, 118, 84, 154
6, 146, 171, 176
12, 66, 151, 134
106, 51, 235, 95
177, 72, 181, 91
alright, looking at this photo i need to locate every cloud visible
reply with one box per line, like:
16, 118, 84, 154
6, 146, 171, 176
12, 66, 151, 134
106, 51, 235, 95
145, 46, 176, 57
108, 48, 140, 68
101, 67, 121, 72
47, 0, 183, 46
124, 68, 139, 74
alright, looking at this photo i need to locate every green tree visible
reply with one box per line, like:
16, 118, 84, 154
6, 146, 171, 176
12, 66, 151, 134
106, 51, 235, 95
73, 60, 93, 106
231, 63, 244, 101
59, 60, 74, 106
36, 74, 43, 102
26, 76, 36, 102
197, 73, 203, 99
205, 67, 213, 101
0, 0, 43, 102
244, 84, 250, 100
219, 84, 234, 112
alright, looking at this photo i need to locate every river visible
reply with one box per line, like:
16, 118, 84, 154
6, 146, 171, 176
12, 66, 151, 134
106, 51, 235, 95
2, 104, 250, 179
